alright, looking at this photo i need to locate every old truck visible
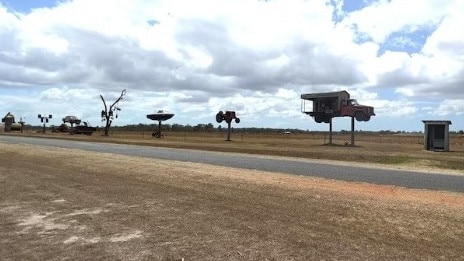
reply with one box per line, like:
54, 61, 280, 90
71, 122, 96, 135
301, 90, 375, 123
54, 116, 96, 135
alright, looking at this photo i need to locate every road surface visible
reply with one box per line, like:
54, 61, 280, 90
1, 135, 463, 192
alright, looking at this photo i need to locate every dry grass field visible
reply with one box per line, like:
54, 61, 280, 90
0, 142, 463, 260
1, 130, 464, 260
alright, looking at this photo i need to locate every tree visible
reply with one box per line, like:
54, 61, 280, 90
100, 89, 126, 136
206, 123, 214, 132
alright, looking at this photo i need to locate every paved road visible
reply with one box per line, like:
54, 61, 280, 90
1, 135, 463, 192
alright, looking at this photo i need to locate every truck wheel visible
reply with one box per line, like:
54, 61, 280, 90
315, 115, 323, 123
216, 113, 223, 123
235, 118, 240, 124
364, 115, 371, 121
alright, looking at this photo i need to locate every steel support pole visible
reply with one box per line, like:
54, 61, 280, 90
329, 117, 333, 145
226, 122, 231, 141
351, 116, 355, 146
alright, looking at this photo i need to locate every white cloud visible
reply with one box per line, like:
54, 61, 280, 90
342, 0, 450, 43
372, 99, 418, 118
0, 0, 463, 131
435, 100, 464, 116
395, 87, 414, 97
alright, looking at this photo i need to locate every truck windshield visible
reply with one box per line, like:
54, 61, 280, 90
349, 99, 359, 106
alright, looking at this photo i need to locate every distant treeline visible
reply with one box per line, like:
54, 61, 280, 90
110, 123, 305, 134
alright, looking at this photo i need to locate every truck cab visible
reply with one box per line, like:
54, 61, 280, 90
341, 99, 375, 121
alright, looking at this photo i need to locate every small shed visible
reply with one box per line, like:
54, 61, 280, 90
422, 120, 452, 151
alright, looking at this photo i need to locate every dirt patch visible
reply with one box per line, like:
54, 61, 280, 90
0, 143, 463, 260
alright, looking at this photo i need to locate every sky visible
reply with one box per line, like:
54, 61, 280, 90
0, 0, 463, 132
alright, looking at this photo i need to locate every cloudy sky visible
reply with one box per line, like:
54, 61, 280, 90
0, 0, 463, 131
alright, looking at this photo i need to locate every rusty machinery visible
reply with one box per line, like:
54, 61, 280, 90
2, 112, 24, 132
216, 111, 240, 141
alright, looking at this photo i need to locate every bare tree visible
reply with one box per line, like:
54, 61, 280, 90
100, 89, 126, 136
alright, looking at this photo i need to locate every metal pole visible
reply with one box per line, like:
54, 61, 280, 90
351, 116, 355, 146
226, 122, 231, 141
158, 120, 162, 138
329, 117, 333, 145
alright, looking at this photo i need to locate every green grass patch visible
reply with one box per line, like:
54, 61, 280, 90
371, 155, 415, 165
436, 160, 464, 170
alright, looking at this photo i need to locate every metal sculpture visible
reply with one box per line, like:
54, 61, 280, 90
301, 90, 375, 146
2, 112, 23, 132
216, 111, 240, 141
62, 115, 82, 127
301, 91, 375, 123
38, 114, 53, 133
57, 116, 96, 135
146, 110, 175, 138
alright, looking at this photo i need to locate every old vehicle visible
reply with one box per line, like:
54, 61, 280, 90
301, 91, 375, 123
51, 124, 70, 133
54, 116, 96, 135
216, 111, 240, 124
71, 122, 96, 135
216, 111, 241, 141
63, 115, 82, 126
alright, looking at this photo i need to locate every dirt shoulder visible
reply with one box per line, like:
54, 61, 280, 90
1, 143, 463, 260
